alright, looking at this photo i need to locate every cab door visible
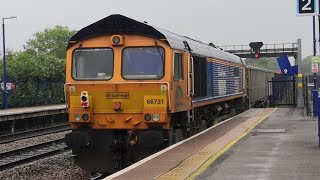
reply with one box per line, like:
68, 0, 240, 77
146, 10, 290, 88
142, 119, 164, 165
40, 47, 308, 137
172, 51, 192, 112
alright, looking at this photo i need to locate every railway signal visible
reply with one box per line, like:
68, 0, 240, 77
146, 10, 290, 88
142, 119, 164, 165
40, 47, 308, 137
249, 42, 263, 58
254, 52, 260, 58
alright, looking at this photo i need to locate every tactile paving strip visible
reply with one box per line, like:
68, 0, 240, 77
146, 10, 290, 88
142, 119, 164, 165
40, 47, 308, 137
157, 108, 276, 180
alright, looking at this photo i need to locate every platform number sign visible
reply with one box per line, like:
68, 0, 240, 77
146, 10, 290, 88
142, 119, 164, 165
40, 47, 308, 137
297, 0, 317, 16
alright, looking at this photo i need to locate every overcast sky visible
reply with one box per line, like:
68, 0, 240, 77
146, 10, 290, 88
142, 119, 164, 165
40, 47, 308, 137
0, 0, 316, 57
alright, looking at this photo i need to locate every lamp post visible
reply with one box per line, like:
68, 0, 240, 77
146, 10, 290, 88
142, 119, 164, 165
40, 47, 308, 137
2, 16, 17, 109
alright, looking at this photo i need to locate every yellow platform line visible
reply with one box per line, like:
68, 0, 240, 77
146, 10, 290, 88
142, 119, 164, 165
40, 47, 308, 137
186, 108, 277, 180
155, 108, 276, 180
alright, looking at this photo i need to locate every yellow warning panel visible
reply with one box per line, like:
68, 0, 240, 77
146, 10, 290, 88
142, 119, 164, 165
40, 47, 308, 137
298, 73, 303, 78
298, 83, 303, 88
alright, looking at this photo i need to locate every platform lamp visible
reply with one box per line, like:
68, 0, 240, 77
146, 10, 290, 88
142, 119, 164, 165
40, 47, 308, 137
2, 16, 17, 109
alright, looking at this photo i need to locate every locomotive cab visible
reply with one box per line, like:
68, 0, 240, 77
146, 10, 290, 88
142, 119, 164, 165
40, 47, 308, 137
66, 34, 189, 128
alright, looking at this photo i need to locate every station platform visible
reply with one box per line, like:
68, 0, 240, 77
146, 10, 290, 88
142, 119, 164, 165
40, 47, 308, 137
0, 104, 66, 122
106, 108, 320, 180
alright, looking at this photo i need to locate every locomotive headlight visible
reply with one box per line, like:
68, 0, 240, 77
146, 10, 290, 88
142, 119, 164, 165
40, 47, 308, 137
152, 114, 160, 121
112, 36, 120, 44
111, 35, 123, 46
82, 114, 90, 121
144, 114, 151, 121
74, 114, 81, 121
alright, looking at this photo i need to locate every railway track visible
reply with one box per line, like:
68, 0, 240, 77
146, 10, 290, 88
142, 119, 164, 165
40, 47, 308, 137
0, 138, 68, 171
90, 173, 108, 180
0, 123, 71, 144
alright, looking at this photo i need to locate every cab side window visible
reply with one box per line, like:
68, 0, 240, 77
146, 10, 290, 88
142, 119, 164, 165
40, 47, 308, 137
174, 52, 183, 80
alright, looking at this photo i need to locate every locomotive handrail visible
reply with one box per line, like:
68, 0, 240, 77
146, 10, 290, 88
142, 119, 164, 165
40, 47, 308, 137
191, 57, 195, 96
187, 53, 191, 97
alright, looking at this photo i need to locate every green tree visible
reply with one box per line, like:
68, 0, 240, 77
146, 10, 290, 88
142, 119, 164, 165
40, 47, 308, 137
301, 56, 312, 75
24, 25, 75, 59
0, 26, 75, 108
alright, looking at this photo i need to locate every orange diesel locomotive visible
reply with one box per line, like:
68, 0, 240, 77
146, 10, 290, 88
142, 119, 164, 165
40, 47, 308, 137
65, 14, 250, 173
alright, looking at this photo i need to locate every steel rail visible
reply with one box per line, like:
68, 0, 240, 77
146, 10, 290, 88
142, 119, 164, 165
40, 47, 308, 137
0, 138, 69, 171
0, 123, 71, 144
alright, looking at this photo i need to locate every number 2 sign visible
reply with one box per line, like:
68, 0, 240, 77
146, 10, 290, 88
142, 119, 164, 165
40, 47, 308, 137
297, 0, 317, 16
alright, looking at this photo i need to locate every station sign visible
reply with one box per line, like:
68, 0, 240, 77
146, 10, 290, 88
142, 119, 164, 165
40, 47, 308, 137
311, 56, 320, 73
276, 55, 298, 76
297, 0, 317, 16
312, 63, 318, 73
0, 82, 16, 91
312, 56, 320, 63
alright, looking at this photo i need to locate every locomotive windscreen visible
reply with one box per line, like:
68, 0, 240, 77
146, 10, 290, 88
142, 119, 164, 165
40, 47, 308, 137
122, 47, 164, 80
72, 48, 114, 80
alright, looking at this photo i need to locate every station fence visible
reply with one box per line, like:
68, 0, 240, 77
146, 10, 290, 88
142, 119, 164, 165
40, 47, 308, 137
0, 81, 65, 109
304, 75, 320, 116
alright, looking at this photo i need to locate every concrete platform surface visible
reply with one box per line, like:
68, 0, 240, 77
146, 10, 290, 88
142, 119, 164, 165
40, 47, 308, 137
106, 108, 275, 180
196, 108, 320, 180
0, 104, 66, 121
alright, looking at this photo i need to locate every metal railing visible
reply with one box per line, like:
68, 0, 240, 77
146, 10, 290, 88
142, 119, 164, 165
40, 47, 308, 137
219, 43, 298, 58
0, 81, 65, 108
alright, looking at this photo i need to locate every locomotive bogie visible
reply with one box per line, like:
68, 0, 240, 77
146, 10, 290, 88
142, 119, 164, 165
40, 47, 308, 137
65, 128, 169, 172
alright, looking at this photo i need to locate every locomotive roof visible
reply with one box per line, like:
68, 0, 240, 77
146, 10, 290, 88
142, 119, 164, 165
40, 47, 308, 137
68, 14, 242, 64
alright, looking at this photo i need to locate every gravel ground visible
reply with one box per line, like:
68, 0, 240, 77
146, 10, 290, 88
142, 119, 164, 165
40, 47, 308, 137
0, 150, 93, 180
0, 131, 70, 153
